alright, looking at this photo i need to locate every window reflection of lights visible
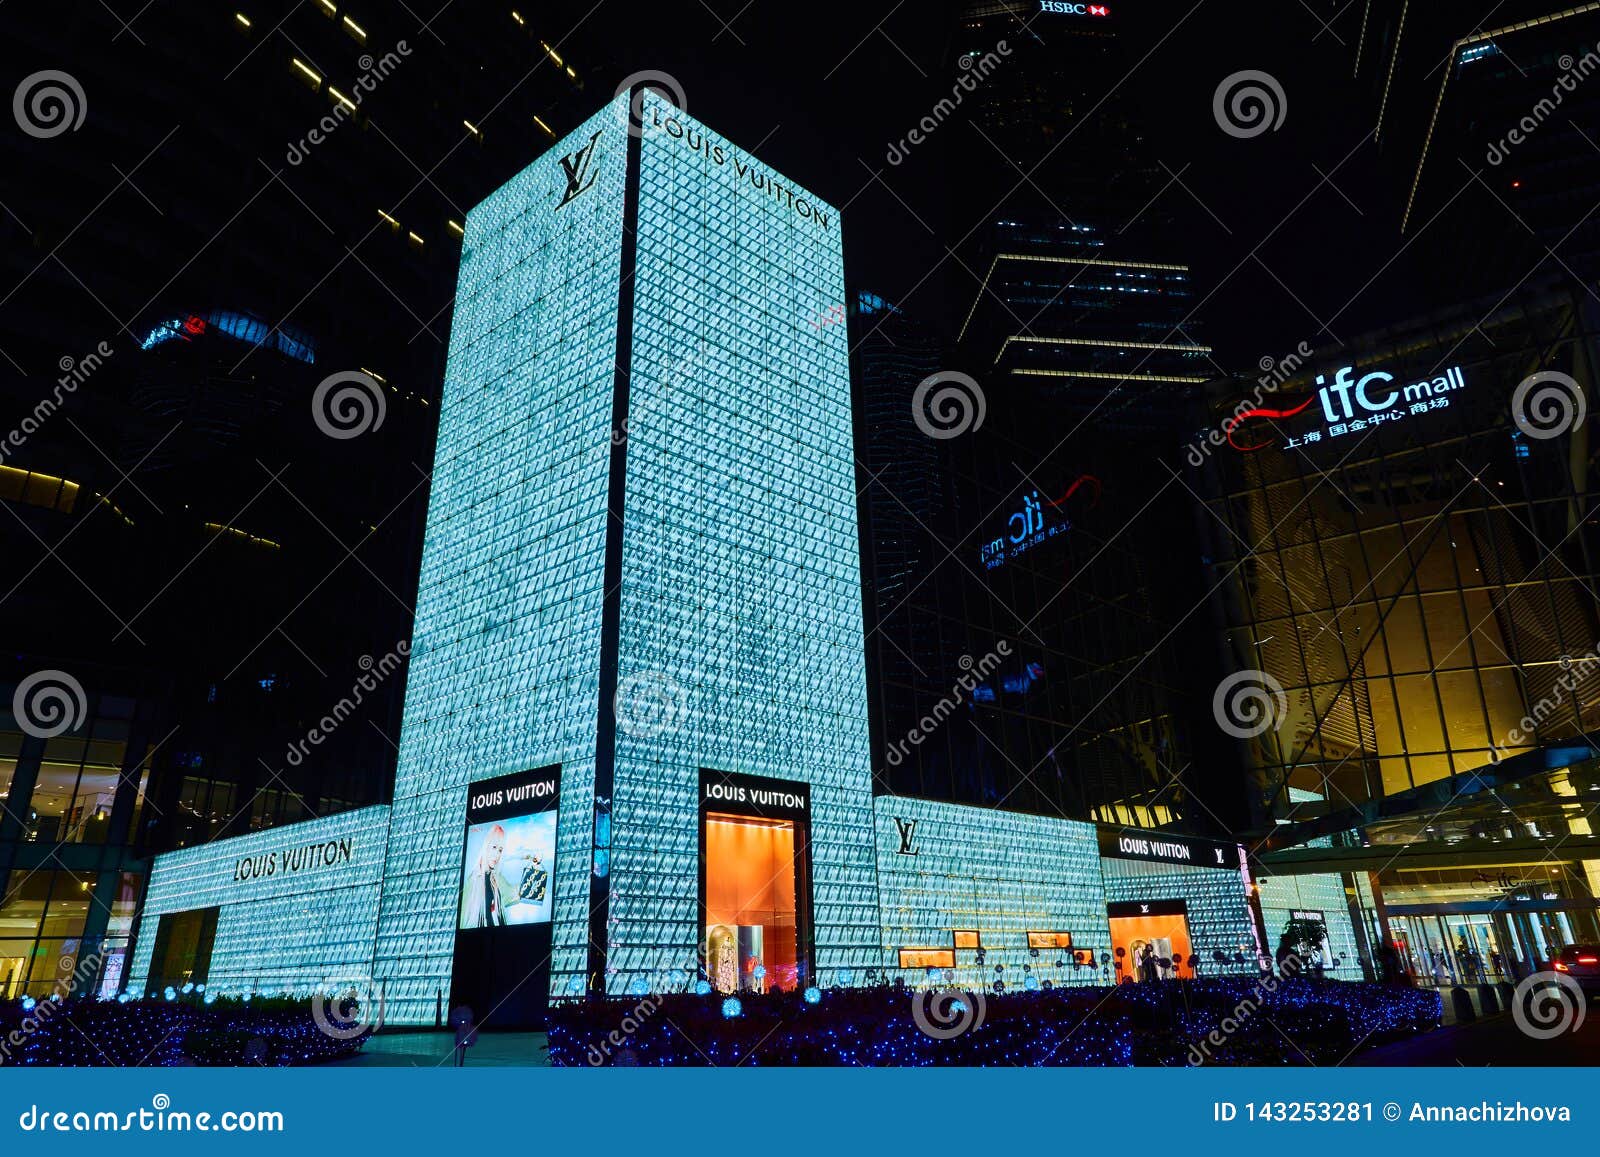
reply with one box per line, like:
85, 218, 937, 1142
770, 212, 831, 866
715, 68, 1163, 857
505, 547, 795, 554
291, 58, 323, 88
342, 14, 366, 40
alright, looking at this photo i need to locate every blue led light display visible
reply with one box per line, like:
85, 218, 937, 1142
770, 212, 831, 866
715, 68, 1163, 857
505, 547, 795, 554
126, 806, 388, 998
874, 798, 1112, 987
372, 91, 877, 1019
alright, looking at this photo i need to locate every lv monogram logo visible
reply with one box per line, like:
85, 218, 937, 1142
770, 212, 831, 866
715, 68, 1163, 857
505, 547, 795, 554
894, 816, 919, 856
557, 130, 602, 208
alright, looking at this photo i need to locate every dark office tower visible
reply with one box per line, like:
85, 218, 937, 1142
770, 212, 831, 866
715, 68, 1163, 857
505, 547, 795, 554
921, 3, 1223, 833
952, 1, 1211, 425
1350, 2, 1600, 296
850, 291, 951, 796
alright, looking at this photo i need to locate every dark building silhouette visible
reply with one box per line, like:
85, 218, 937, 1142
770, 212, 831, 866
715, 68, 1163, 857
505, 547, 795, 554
0, 2, 599, 998
1345, 2, 1600, 297
883, 1, 1235, 832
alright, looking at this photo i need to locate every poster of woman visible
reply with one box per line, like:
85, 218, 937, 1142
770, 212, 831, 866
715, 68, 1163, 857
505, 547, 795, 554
457, 811, 557, 929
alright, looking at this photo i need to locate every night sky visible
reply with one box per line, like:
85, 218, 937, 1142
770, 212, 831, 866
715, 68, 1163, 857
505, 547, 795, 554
569, 0, 1419, 370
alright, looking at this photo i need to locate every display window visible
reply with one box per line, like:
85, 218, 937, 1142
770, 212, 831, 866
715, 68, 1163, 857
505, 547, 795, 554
700, 769, 812, 994
1107, 900, 1192, 982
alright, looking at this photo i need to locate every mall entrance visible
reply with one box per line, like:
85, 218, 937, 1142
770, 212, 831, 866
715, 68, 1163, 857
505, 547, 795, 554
1387, 902, 1600, 984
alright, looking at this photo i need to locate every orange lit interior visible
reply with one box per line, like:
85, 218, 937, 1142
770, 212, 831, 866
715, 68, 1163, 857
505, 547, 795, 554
704, 813, 800, 993
1108, 913, 1192, 981
898, 948, 956, 968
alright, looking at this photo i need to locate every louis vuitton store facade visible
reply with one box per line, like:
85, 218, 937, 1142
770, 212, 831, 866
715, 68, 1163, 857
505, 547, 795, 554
125, 787, 1326, 1024
120, 95, 1354, 1023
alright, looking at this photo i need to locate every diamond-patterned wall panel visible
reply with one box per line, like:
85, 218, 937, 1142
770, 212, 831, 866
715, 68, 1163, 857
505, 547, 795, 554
873, 798, 1112, 989
127, 807, 387, 996
373, 98, 630, 1023
605, 92, 879, 993
1101, 856, 1259, 975
1257, 872, 1362, 978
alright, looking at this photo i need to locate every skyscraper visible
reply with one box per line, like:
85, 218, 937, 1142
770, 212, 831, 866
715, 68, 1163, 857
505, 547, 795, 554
372, 91, 879, 1024
914, 1, 1225, 832
1348, 2, 1600, 296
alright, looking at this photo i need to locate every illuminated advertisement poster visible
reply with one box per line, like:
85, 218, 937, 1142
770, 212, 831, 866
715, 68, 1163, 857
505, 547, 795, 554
1107, 899, 1192, 983
450, 765, 560, 1028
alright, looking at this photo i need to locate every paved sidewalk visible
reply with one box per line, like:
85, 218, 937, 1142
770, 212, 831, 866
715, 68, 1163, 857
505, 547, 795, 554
331, 1030, 551, 1067
1351, 1006, 1600, 1066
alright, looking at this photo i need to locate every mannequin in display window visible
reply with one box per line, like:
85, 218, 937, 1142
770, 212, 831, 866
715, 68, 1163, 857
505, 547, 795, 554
707, 925, 738, 994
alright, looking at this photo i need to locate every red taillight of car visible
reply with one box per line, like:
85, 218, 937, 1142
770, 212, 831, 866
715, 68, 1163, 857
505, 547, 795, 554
1556, 961, 1571, 971
1579, 956, 1598, 964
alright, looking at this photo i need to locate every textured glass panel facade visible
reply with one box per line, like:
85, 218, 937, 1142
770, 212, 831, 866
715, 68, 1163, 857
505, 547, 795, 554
874, 798, 1111, 988
371, 98, 628, 1022
1100, 856, 1258, 975
127, 806, 386, 996
601, 92, 878, 996
373, 92, 876, 1016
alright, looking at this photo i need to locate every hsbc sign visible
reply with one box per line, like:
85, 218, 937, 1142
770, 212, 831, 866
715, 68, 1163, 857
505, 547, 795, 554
1040, 2, 1110, 14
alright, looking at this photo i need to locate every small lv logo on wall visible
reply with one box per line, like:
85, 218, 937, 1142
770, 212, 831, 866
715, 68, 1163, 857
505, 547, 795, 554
894, 817, 919, 856
557, 131, 602, 208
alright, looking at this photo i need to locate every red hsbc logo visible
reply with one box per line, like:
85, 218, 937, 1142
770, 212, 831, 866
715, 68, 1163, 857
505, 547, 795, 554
1040, 1, 1110, 14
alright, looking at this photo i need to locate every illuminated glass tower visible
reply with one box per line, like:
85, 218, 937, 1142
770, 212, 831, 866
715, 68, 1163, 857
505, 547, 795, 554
372, 91, 879, 1023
